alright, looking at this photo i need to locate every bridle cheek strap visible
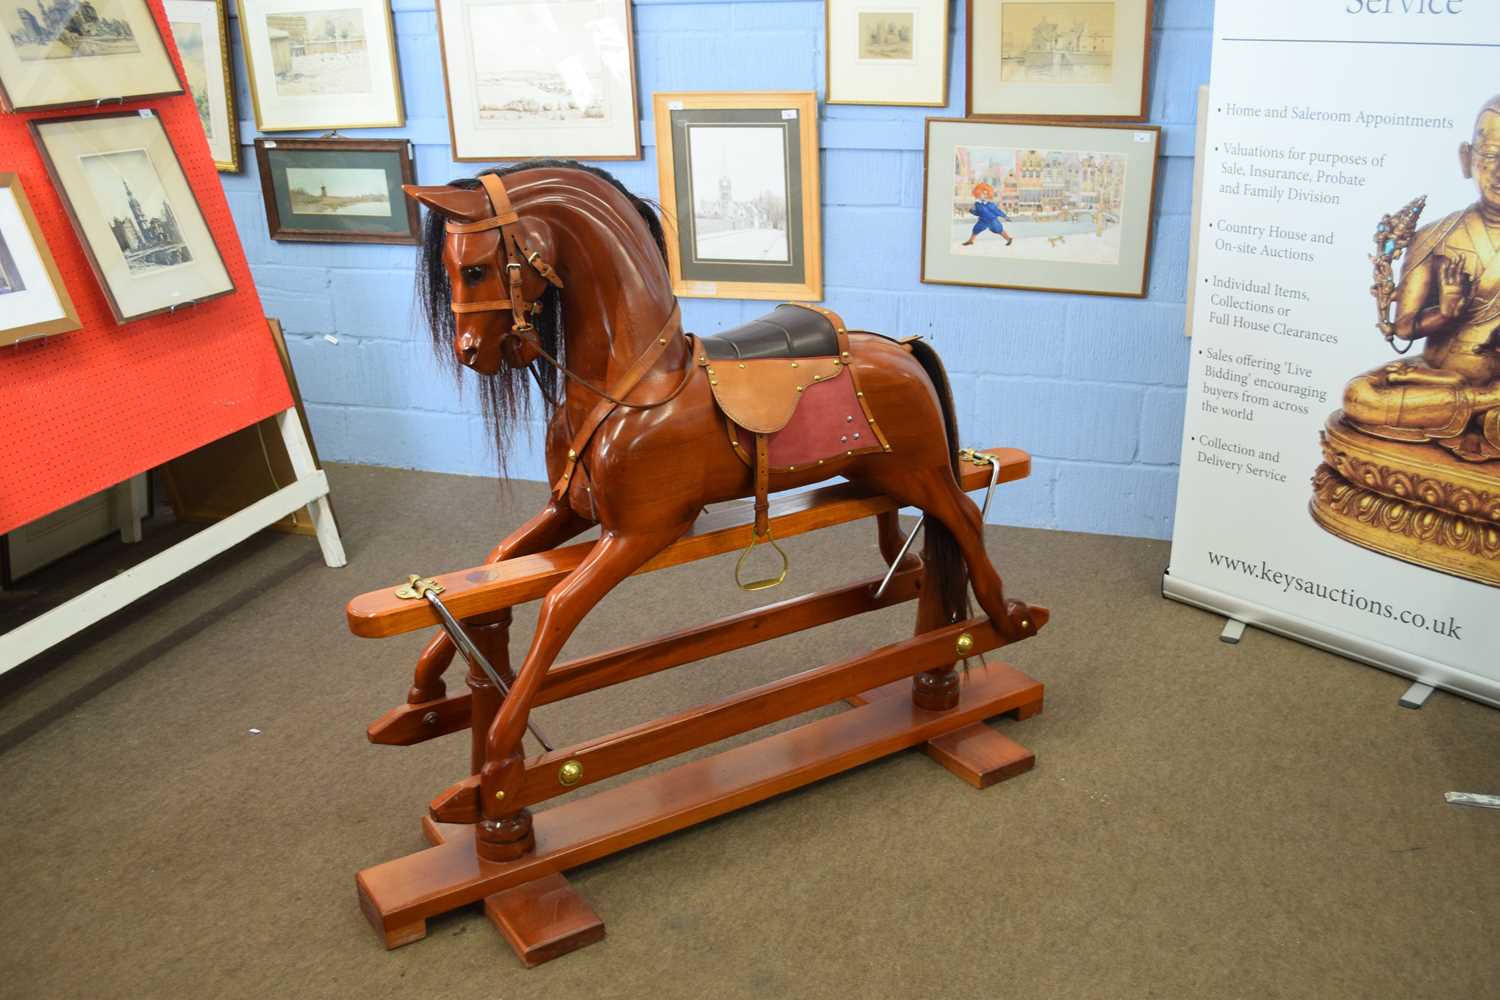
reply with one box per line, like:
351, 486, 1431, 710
444, 173, 565, 323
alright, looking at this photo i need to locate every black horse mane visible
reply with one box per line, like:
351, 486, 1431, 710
415, 160, 668, 474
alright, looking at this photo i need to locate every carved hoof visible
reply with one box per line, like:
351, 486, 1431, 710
407, 682, 446, 705
476, 809, 535, 863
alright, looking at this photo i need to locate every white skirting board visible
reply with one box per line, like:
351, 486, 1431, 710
0, 408, 346, 676
1162, 572, 1500, 710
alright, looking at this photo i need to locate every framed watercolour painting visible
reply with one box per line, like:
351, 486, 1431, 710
236, 0, 404, 131
0, 0, 183, 111
30, 111, 235, 323
254, 137, 419, 244
652, 91, 821, 301
825, 0, 948, 107
166, 0, 241, 171
0, 174, 81, 346
967, 0, 1153, 121
921, 118, 1160, 297
436, 0, 641, 161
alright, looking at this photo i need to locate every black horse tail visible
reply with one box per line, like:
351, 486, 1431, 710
907, 339, 971, 627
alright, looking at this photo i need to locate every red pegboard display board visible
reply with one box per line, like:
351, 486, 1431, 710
0, 0, 290, 536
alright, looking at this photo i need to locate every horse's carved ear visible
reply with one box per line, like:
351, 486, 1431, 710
402, 184, 491, 223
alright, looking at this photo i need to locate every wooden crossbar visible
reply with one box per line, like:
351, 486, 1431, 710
346, 448, 1028, 638
366, 565, 924, 746
427, 605, 1048, 816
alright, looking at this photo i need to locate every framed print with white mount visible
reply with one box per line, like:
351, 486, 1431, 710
967, 0, 1153, 121
0, 174, 81, 346
30, 111, 235, 323
825, 0, 948, 107
235, 0, 404, 132
652, 91, 821, 301
0, 0, 183, 112
436, 0, 641, 161
254, 137, 419, 244
920, 117, 1160, 297
166, 0, 241, 171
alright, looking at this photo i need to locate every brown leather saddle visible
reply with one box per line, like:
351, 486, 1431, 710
695, 304, 890, 587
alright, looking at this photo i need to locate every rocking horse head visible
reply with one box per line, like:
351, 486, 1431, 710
404, 170, 565, 377
404, 162, 671, 469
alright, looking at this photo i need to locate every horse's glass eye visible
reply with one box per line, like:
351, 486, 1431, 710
461, 265, 485, 285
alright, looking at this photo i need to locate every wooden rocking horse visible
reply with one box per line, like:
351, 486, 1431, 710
347, 162, 1049, 965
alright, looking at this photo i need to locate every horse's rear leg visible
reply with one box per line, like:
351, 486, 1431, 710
476, 517, 695, 861
854, 463, 1034, 641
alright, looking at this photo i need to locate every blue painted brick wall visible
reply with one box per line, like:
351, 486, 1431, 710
219, 0, 1214, 540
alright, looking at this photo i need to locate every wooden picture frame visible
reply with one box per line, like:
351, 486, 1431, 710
434, 0, 642, 162
235, 0, 404, 132
30, 111, 235, 323
825, 0, 950, 108
919, 117, 1161, 298
254, 137, 419, 244
166, 0, 242, 172
652, 91, 822, 301
0, 0, 184, 111
0, 173, 82, 345
966, 0, 1154, 121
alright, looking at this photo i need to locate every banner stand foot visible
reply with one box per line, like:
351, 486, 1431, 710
1219, 618, 1246, 644
1399, 682, 1436, 710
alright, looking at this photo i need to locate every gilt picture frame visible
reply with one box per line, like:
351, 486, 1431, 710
254, 137, 419, 244
235, 0, 404, 132
0, 173, 81, 346
30, 111, 235, 323
652, 91, 822, 301
921, 117, 1160, 297
0, 0, 184, 112
966, 0, 1154, 121
166, 0, 241, 172
435, 0, 642, 161
825, 0, 949, 108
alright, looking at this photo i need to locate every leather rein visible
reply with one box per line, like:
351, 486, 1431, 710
446, 172, 693, 501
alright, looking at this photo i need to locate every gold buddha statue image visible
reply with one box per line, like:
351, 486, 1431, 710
1312, 95, 1500, 587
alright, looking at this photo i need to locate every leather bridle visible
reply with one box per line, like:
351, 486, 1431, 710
445, 173, 565, 360
445, 172, 694, 504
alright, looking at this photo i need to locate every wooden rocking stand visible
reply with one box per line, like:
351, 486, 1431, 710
347, 447, 1047, 967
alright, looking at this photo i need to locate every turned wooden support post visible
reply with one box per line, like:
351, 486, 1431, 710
875, 510, 957, 711
463, 610, 536, 862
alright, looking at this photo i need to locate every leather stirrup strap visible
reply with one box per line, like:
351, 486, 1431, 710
551, 303, 684, 500
753, 433, 770, 537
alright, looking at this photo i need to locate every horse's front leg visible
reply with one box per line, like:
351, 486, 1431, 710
407, 499, 591, 707
475, 518, 694, 861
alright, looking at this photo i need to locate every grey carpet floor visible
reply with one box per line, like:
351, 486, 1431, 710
1, 463, 1495, 1000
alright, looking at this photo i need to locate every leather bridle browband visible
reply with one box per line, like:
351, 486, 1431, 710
444, 172, 692, 504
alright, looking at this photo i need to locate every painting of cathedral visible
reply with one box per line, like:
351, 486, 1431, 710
79, 150, 192, 273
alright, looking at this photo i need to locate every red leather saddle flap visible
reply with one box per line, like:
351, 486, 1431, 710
732, 370, 883, 471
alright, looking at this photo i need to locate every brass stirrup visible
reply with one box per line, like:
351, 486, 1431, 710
734, 525, 789, 592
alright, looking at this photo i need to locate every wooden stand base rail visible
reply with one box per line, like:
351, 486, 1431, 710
348, 447, 1047, 967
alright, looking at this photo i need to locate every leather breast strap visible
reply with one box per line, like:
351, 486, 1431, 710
551, 302, 685, 501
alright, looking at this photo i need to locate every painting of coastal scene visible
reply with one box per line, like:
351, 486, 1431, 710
264, 8, 371, 96
285, 166, 390, 216
465, 1, 612, 126
951, 144, 1126, 265
1001, 2, 1113, 84
79, 149, 194, 274
3, 0, 139, 61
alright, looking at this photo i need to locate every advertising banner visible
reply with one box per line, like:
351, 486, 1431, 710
1167, 1, 1500, 706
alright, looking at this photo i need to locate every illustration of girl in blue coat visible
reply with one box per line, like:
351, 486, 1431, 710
961, 182, 1013, 247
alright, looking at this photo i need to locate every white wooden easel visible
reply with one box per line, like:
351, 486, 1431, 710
0, 408, 345, 675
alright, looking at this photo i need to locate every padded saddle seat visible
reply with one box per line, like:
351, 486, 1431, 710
699, 303, 839, 361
